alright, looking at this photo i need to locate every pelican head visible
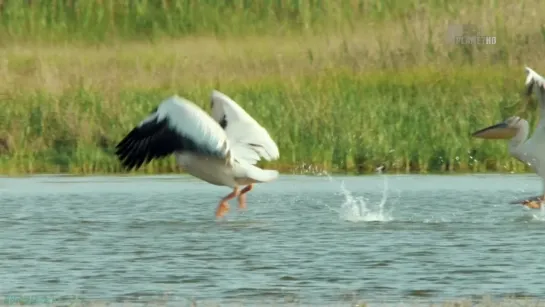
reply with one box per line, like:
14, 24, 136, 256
471, 116, 523, 140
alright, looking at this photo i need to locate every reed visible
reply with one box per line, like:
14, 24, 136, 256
1, 0, 545, 175
0, 0, 521, 43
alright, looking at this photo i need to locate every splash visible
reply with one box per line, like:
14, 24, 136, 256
325, 166, 394, 222
531, 201, 545, 221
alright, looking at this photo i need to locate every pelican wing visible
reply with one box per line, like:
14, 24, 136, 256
525, 67, 545, 127
115, 95, 231, 171
209, 90, 280, 165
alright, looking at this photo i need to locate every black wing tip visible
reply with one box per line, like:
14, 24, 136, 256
114, 117, 186, 172
219, 115, 227, 129
526, 80, 535, 97
114, 112, 231, 171
114, 127, 148, 172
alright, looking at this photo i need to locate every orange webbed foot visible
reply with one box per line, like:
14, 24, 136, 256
216, 202, 230, 218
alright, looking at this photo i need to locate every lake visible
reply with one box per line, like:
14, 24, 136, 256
1, 174, 545, 306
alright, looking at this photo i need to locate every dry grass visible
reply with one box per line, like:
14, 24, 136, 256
2, 1, 545, 175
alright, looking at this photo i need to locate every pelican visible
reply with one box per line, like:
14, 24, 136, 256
471, 67, 545, 209
115, 90, 280, 218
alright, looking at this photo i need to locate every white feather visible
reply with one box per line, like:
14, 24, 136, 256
117, 93, 280, 193
525, 67, 545, 128
150, 95, 232, 162
526, 67, 539, 87
239, 162, 279, 183
210, 90, 280, 165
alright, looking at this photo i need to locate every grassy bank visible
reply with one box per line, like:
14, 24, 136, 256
2, 1, 545, 175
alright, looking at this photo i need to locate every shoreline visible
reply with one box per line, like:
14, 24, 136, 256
0, 171, 539, 178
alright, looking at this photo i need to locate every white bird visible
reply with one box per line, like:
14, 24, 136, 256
115, 90, 280, 218
472, 66, 545, 209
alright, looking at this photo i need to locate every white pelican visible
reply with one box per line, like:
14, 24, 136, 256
115, 90, 280, 218
471, 66, 545, 209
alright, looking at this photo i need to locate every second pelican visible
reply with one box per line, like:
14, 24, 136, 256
471, 66, 545, 209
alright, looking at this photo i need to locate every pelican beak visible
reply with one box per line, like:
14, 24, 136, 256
471, 122, 517, 139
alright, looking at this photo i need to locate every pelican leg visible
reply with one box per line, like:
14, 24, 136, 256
215, 187, 239, 218
237, 184, 254, 210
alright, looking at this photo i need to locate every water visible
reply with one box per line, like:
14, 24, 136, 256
1, 173, 545, 306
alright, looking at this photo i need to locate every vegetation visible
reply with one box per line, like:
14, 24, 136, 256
2, 0, 545, 175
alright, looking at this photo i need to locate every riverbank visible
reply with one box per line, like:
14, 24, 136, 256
1, 1, 545, 175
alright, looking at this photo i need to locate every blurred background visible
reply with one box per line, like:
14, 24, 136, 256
1, 0, 544, 175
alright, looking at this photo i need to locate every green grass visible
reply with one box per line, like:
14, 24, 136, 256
0, 0, 513, 43
0, 66, 538, 175
2, 0, 545, 175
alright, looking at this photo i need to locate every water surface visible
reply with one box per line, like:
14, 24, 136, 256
1, 174, 545, 306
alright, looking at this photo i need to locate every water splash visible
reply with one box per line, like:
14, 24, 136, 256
531, 201, 545, 221
325, 167, 394, 222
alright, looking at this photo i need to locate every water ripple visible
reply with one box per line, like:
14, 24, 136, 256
1, 174, 545, 305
